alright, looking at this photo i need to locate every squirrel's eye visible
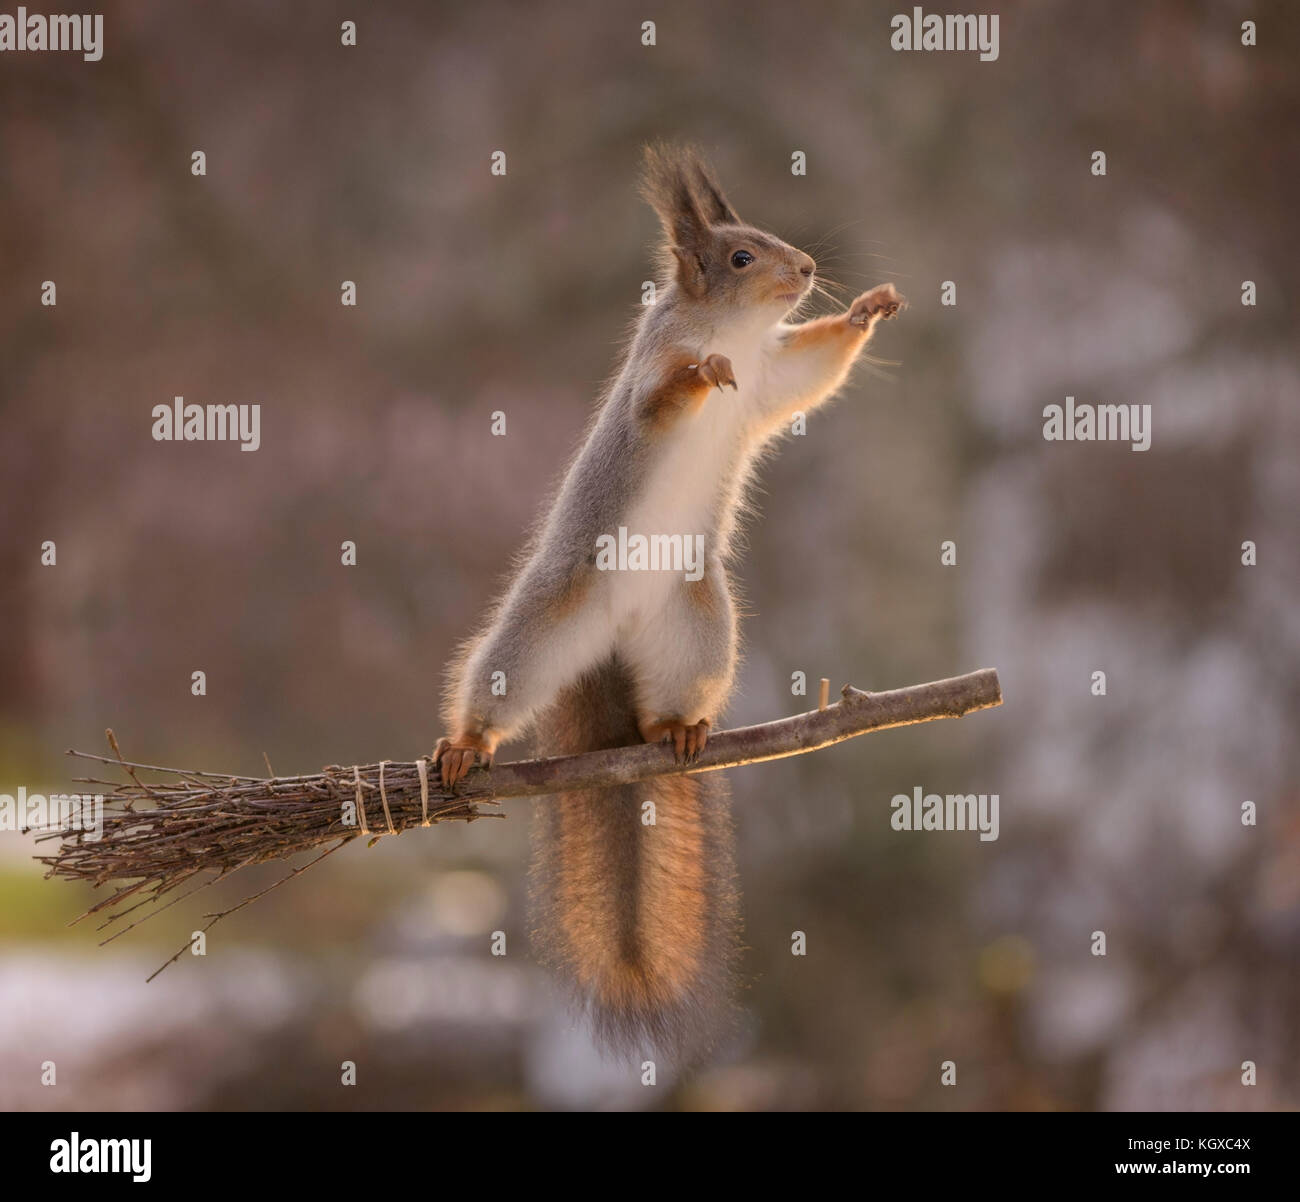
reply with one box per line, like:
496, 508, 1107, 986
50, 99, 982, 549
731, 250, 754, 269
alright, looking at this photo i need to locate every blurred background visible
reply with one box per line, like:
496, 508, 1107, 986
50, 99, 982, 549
1, 0, 1297, 1110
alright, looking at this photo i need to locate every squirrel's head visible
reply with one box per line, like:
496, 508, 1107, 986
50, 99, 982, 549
641, 143, 816, 318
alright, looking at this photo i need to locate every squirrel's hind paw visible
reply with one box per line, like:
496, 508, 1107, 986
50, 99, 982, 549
637, 717, 711, 763
433, 734, 494, 789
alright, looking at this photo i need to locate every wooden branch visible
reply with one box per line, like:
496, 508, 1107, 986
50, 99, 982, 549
457, 667, 1003, 803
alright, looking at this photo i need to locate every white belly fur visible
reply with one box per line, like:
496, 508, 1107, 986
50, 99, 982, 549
608, 326, 769, 628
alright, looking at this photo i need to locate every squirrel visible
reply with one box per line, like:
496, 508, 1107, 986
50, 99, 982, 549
435, 144, 904, 1058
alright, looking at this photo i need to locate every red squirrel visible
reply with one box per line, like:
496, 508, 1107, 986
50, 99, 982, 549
436, 145, 904, 1057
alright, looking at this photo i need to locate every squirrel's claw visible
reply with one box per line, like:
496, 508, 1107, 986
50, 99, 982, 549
433, 736, 491, 789
638, 717, 711, 764
848, 282, 906, 327
696, 353, 737, 393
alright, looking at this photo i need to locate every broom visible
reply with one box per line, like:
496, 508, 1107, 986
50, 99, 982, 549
34, 669, 1002, 979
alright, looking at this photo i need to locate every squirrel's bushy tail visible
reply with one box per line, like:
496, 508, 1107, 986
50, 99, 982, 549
530, 655, 740, 1060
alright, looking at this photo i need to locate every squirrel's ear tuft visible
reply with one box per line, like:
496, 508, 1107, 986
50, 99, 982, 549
640, 142, 711, 250
692, 158, 740, 227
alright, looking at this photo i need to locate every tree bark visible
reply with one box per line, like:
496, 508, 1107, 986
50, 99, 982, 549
455, 668, 1003, 804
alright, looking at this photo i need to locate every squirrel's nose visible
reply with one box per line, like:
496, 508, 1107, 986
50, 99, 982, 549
799, 254, 816, 277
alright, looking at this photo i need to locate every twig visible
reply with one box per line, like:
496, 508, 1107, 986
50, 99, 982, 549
450, 668, 1003, 801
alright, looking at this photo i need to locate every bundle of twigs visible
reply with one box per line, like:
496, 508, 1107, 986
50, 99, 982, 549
34, 737, 497, 978
35, 669, 1002, 979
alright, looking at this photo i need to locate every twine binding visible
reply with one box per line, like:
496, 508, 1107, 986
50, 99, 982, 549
417, 757, 431, 826
377, 759, 396, 836
352, 764, 369, 836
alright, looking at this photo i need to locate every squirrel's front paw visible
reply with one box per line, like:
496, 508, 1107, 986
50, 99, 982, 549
848, 283, 906, 327
638, 716, 711, 763
433, 733, 495, 788
692, 353, 737, 392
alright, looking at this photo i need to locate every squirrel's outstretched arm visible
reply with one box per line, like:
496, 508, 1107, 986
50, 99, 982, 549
755, 283, 905, 430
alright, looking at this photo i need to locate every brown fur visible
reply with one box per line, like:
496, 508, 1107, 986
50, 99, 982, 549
639, 354, 715, 431
780, 312, 861, 351
530, 656, 740, 1057
684, 576, 720, 616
